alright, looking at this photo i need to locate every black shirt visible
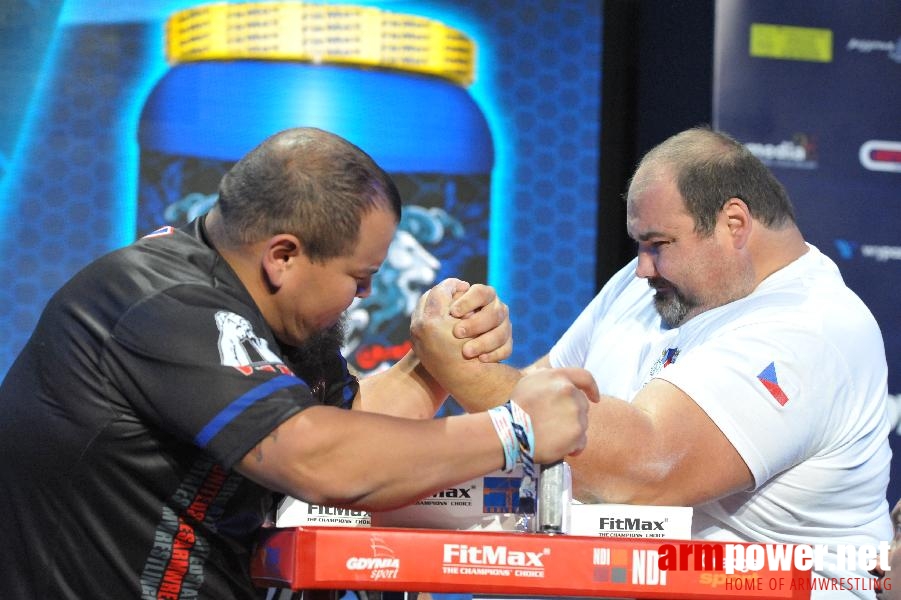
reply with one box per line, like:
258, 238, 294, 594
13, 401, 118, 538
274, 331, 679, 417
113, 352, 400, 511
0, 218, 358, 599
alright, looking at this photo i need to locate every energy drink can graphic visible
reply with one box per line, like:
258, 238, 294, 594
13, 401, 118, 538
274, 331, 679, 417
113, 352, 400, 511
138, 2, 494, 375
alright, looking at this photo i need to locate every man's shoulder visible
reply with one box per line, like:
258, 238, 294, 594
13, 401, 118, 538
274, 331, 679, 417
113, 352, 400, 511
50, 224, 250, 336
745, 252, 876, 331
94, 223, 229, 296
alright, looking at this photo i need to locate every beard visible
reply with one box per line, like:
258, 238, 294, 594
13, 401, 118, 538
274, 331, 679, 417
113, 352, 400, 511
649, 278, 697, 328
280, 316, 348, 378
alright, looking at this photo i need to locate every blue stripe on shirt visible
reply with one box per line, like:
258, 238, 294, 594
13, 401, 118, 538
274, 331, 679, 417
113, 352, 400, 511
195, 374, 304, 448
338, 353, 357, 409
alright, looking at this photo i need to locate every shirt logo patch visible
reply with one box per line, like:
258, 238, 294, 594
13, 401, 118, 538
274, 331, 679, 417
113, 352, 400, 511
757, 361, 790, 406
142, 225, 175, 238
646, 347, 680, 382
214, 310, 292, 376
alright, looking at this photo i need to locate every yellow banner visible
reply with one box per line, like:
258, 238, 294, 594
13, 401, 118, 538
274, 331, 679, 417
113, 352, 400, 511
750, 23, 833, 63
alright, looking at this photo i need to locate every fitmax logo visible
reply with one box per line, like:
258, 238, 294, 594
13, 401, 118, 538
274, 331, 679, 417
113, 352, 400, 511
599, 517, 665, 531
306, 504, 367, 517
443, 544, 547, 567
433, 487, 472, 499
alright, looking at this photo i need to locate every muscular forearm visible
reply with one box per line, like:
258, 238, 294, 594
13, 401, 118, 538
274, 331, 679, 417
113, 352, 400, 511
358, 349, 524, 416
355, 351, 447, 418
443, 354, 551, 413
237, 367, 598, 511
237, 406, 505, 511
435, 361, 523, 412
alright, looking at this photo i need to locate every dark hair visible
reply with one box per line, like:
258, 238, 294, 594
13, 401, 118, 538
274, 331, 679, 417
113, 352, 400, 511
216, 127, 402, 261
633, 127, 796, 236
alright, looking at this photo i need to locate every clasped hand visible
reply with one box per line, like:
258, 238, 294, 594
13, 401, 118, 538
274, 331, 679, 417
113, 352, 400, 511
411, 278, 512, 368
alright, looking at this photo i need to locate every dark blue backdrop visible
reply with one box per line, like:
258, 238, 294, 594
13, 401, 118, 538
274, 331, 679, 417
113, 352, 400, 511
713, 0, 901, 503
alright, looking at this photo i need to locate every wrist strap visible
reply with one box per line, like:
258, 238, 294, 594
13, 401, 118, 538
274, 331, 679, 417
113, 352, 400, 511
488, 400, 537, 513
488, 403, 518, 472
508, 400, 536, 513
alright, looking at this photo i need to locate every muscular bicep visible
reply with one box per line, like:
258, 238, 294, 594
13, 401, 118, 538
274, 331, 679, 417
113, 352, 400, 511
235, 405, 408, 506
632, 379, 753, 503
234, 406, 337, 502
567, 378, 752, 506
234, 404, 504, 511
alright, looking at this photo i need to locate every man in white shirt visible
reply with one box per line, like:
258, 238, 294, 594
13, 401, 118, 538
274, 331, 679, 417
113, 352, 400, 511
413, 126, 893, 598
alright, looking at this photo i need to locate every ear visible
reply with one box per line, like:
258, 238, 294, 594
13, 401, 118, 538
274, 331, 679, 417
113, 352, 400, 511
722, 197, 752, 249
260, 234, 304, 290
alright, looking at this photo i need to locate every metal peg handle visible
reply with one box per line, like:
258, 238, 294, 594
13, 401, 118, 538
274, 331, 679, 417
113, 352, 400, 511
537, 461, 570, 533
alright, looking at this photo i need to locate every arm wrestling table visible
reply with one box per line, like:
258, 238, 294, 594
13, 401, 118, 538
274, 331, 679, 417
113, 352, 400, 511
251, 526, 812, 599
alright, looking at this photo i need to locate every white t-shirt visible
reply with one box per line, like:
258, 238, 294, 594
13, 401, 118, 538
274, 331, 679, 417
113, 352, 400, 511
550, 245, 892, 597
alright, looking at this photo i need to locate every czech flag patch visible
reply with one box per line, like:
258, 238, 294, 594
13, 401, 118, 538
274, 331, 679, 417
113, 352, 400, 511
757, 361, 790, 406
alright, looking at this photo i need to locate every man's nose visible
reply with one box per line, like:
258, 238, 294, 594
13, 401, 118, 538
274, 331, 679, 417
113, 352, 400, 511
635, 250, 658, 279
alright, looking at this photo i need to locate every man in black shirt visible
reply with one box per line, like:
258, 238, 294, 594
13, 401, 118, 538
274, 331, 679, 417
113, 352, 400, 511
0, 127, 596, 599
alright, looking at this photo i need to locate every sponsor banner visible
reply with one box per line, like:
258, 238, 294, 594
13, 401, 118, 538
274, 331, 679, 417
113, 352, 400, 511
371, 467, 526, 532
276, 468, 527, 531
251, 526, 815, 598
276, 498, 371, 528
569, 503, 693, 540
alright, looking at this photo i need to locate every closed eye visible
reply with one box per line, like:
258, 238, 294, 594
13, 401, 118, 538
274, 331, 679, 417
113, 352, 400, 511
638, 240, 670, 253
355, 276, 373, 294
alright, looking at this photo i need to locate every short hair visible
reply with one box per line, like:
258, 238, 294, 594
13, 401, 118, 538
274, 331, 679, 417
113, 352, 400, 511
216, 127, 402, 261
632, 126, 796, 236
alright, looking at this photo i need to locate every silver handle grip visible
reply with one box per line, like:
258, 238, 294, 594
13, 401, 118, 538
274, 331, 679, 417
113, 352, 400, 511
537, 461, 571, 533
